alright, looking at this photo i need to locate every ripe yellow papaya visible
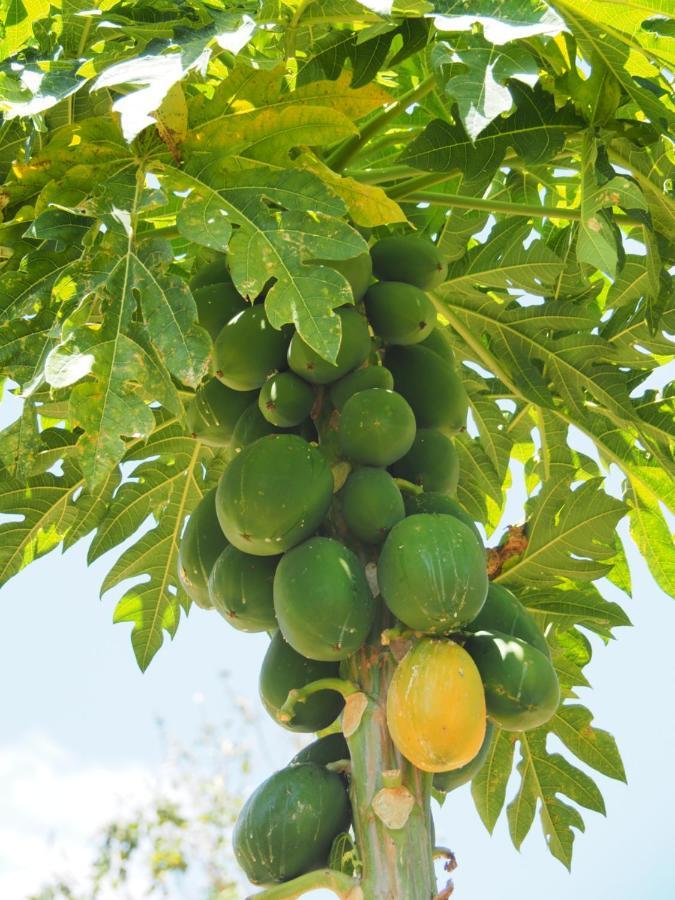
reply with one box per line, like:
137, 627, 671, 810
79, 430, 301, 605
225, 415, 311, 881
387, 639, 487, 772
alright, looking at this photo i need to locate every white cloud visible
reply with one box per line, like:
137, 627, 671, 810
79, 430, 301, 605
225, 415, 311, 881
0, 733, 153, 899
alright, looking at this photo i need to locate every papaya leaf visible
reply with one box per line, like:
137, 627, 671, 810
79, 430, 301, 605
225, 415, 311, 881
92, 416, 223, 670
552, 0, 675, 132
470, 728, 516, 833
433, 33, 539, 140
190, 68, 391, 132
0, 463, 79, 586
171, 166, 368, 362
550, 705, 627, 782
523, 583, 631, 637
507, 728, 606, 869
499, 479, 626, 587
400, 83, 581, 179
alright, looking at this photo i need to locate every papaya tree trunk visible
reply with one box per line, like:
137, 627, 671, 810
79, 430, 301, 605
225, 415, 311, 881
346, 644, 437, 900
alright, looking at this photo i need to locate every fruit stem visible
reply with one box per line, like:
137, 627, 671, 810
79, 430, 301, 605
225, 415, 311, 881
328, 74, 437, 172
245, 868, 361, 899
393, 477, 423, 495
278, 677, 360, 722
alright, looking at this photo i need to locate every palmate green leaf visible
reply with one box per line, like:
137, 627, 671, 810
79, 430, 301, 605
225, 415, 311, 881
499, 479, 626, 587
523, 582, 631, 638
400, 83, 581, 179
577, 132, 648, 277
550, 705, 626, 782
0, 459, 80, 585
454, 433, 504, 527
628, 487, 675, 598
552, 0, 675, 132
507, 728, 606, 869
471, 728, 517, 833
92, 416, 223, 671
0, 0, 50, 60
171, 166, 368, 362
432, 33, 539, 140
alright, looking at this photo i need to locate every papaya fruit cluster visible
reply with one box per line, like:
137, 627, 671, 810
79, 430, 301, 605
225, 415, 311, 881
177, 235, 559, 884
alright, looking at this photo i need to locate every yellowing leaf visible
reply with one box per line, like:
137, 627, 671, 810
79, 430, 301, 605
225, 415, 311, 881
297, 152, 407, 227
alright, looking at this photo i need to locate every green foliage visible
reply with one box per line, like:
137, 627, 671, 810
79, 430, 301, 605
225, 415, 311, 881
0, 0, 672, 871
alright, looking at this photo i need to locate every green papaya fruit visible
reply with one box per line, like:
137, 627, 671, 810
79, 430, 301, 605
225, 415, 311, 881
208, 545, 277, 632
177, 488, 229, 609
258, 371, 315, 427
259, 631, 345, 732
274, 537, 375, 661
403, 492, 482, 544
289, 732, 350, 767
467, 582, 550, 657
313, 253, 373, 301
214, 306, 289, 391
386, 344, 468, 432
288, 308, 371, 384
464, 630, 560, 731
189, 258, 231, 291
231, 402, 280, 453
192, 281, 247, 341
329, 365, 394, 411
419, 327, 456, 365
390, 428, 459, 495
364, 281, 435, 346
339, 388, 416, 466
234, 763, 351, 884
378, 514, 487, 633
370, 235, 447, 290
339, 467, 405, 543
433, 722, 495, 793
216, 434, 333, 555
185, 379, 255, 447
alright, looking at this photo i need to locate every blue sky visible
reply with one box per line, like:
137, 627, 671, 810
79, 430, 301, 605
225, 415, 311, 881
1, 388, 674, 899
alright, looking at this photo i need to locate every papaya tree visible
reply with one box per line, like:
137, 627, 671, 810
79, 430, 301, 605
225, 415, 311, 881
0, 2, 673, 898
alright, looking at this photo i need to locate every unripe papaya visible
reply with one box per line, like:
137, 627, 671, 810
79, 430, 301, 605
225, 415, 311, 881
420, 326, 456, 365
177, 488, 228, 609
216, 434, 333, 555
378, 514, 487, 633
329, 365, 394, 411
214, 306, 289, 391
274, 537, 375, 661
314, 252, 373, 301
339, 467, 405, 543
233, 763, 351, 884
386, 345, 468, 432
258, 371, 315, 427
339, 388, 416, 466
390, 428, 459, 495
189, 257, 230, 291
192, 282, 247, 340
289, 732, 350, 767
208, 545, 277, 632
259, 631, 345, 733
403, 491, 482, 544
433, 721, 495, 793
364, 281, 435, 345
464, 630, 560, 731
467, 583, 550, 657
186, 379, 255, 447
386, 639, 486, 772
370, 235, 447, 289
288, 308, 371, 384
231, 402, 279, 453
